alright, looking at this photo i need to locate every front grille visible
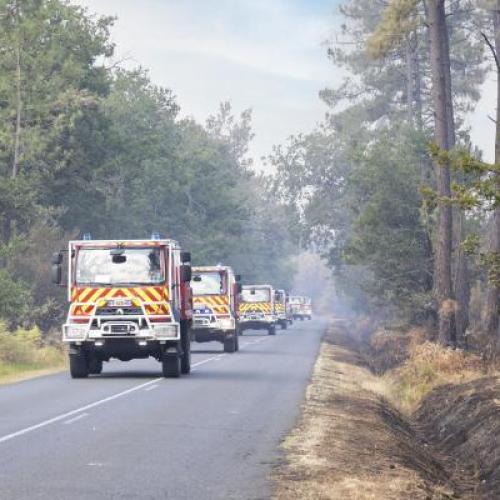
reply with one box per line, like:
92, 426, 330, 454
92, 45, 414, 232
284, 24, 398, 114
96, 307, 143, 316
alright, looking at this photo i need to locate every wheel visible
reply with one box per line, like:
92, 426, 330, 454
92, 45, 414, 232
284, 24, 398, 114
69, 353, 89, 379
224, 332, 237, 353
268, 325, 276, 335
88, 357, 103, 375
300, 316, 304, 321
162, 354, 181, 378
180, 324, 191, 374
281, 321, 288, 330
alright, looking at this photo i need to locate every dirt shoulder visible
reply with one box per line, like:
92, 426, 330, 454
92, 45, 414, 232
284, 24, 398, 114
0, 363, 65, 386
273, 323, 461, 499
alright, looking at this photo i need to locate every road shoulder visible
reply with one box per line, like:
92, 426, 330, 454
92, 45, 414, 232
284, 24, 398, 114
272, 323, 456, 499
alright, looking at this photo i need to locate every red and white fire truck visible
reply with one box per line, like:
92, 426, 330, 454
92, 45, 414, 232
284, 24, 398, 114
274, 289, 288, 330
239, 284, 277, 335
191, 265, 242, 352
52, 237, 193, 379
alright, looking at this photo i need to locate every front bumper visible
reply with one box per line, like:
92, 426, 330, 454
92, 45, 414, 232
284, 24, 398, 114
63, 320, 180, 343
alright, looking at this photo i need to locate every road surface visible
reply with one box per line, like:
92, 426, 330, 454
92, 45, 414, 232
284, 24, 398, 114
0, 319, 326, 500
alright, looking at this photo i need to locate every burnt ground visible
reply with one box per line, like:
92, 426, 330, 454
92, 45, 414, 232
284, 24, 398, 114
273, 322, 500, 499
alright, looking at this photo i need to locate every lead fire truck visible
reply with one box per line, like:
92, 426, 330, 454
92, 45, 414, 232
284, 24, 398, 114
274, 289, 288, 330
52, 237, 193, 379
191, 265, 242, 353
239, 284, 277, 335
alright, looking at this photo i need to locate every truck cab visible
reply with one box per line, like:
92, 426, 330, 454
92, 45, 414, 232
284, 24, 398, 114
239, 284, 277, 335
52, 238, 192, 379
191, 265, 241, 353
274, 289, 288, 330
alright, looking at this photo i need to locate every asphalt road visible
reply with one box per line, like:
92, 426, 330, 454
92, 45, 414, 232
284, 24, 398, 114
0, 318, 326, 500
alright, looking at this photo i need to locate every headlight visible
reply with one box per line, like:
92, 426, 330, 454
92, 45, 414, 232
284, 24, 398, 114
218, 319, 234, 330
64, 325, 87, 339
153, 324, 178, 339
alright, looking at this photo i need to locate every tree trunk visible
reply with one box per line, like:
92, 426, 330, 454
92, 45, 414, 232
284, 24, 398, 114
12, 43, 22, 179
483, 0, 500, 345
405, 36, 414, 126
427, 0, 456, 345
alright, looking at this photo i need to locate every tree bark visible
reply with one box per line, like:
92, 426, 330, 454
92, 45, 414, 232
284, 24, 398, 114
12, 43, 22, 178
483, 0, 500, 345
427, 0, 456, 345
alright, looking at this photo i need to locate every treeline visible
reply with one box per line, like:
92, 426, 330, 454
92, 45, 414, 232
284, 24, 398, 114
272, 0, 499, 349
0, 0, 294, 332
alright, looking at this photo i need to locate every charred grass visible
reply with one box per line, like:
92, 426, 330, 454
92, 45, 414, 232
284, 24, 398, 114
273, 322, 500, 499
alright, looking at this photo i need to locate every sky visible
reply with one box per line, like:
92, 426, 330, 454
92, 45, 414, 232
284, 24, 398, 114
76, 0, 496, 166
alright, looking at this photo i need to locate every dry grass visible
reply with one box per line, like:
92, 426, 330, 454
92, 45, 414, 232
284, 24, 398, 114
273, 327, 456, 500
384, 340, 486, 414
0, 322, 65, 383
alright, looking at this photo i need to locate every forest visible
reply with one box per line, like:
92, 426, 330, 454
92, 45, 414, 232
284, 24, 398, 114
272, 0, 500, 353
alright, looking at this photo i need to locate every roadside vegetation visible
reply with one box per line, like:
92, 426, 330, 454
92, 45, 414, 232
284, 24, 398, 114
0, 323, 64, 383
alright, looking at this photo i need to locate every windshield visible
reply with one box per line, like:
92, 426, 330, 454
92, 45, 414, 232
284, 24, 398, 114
75, 247, 165, 286
241, 288, 271, 303
191, 272, 225, 295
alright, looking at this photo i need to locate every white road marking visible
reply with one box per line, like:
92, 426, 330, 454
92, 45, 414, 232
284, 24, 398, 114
144, 385, 158, 392
63, 413, 89, 425
0, 354, 223, 445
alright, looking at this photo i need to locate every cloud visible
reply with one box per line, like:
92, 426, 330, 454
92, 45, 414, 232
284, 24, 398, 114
76, 0, 342, 170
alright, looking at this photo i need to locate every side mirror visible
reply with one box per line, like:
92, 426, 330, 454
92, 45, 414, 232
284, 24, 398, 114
235, 274, 242, 282
180, 264, 192, 283
51, 264, 62, 285
51, 252, 63, 265
236, 283, 243, 294
181, 251, 191, 263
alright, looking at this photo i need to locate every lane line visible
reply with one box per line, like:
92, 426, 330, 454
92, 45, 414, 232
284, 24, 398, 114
63, 413, 89, 425
0, 354, 222, 445
144, 385, 158, 392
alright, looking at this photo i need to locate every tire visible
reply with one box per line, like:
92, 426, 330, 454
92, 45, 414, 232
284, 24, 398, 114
300, 316, 304, 321
268, 325, 276, 336
180, 324, 191, 374
69, 353, 89, 379
224, 332, 237, 353
281, 321, 287, 330
162, 354, 181, 378
88, 357, 103, 375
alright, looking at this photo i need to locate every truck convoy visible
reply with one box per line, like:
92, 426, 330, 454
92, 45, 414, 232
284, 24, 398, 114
52, 234, 314, 378
191, 265, 242, 353
239, 284, 277, 335
51, 237, 193, 379
274, 289, 289, 330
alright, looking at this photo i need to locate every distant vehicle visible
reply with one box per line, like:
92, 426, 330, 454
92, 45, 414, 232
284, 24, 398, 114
52, 236, 193, 379
289, 295, 305, 320
191, 265, 242, 353
302, 297, 313, 320
274, 289, 289, 330
285, 293, 294, 325
239, 284, 277, 335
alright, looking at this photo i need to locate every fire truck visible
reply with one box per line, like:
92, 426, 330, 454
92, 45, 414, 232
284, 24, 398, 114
239, 284, 277, 335
289, 295, 305, 320
303, 297, 313, 320
191, 265, 242, 353
51, 237, 193, 379
274, 289, 288, 330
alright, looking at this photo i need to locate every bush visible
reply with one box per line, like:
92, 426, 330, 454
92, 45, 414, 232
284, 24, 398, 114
0, 321, 64, 375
